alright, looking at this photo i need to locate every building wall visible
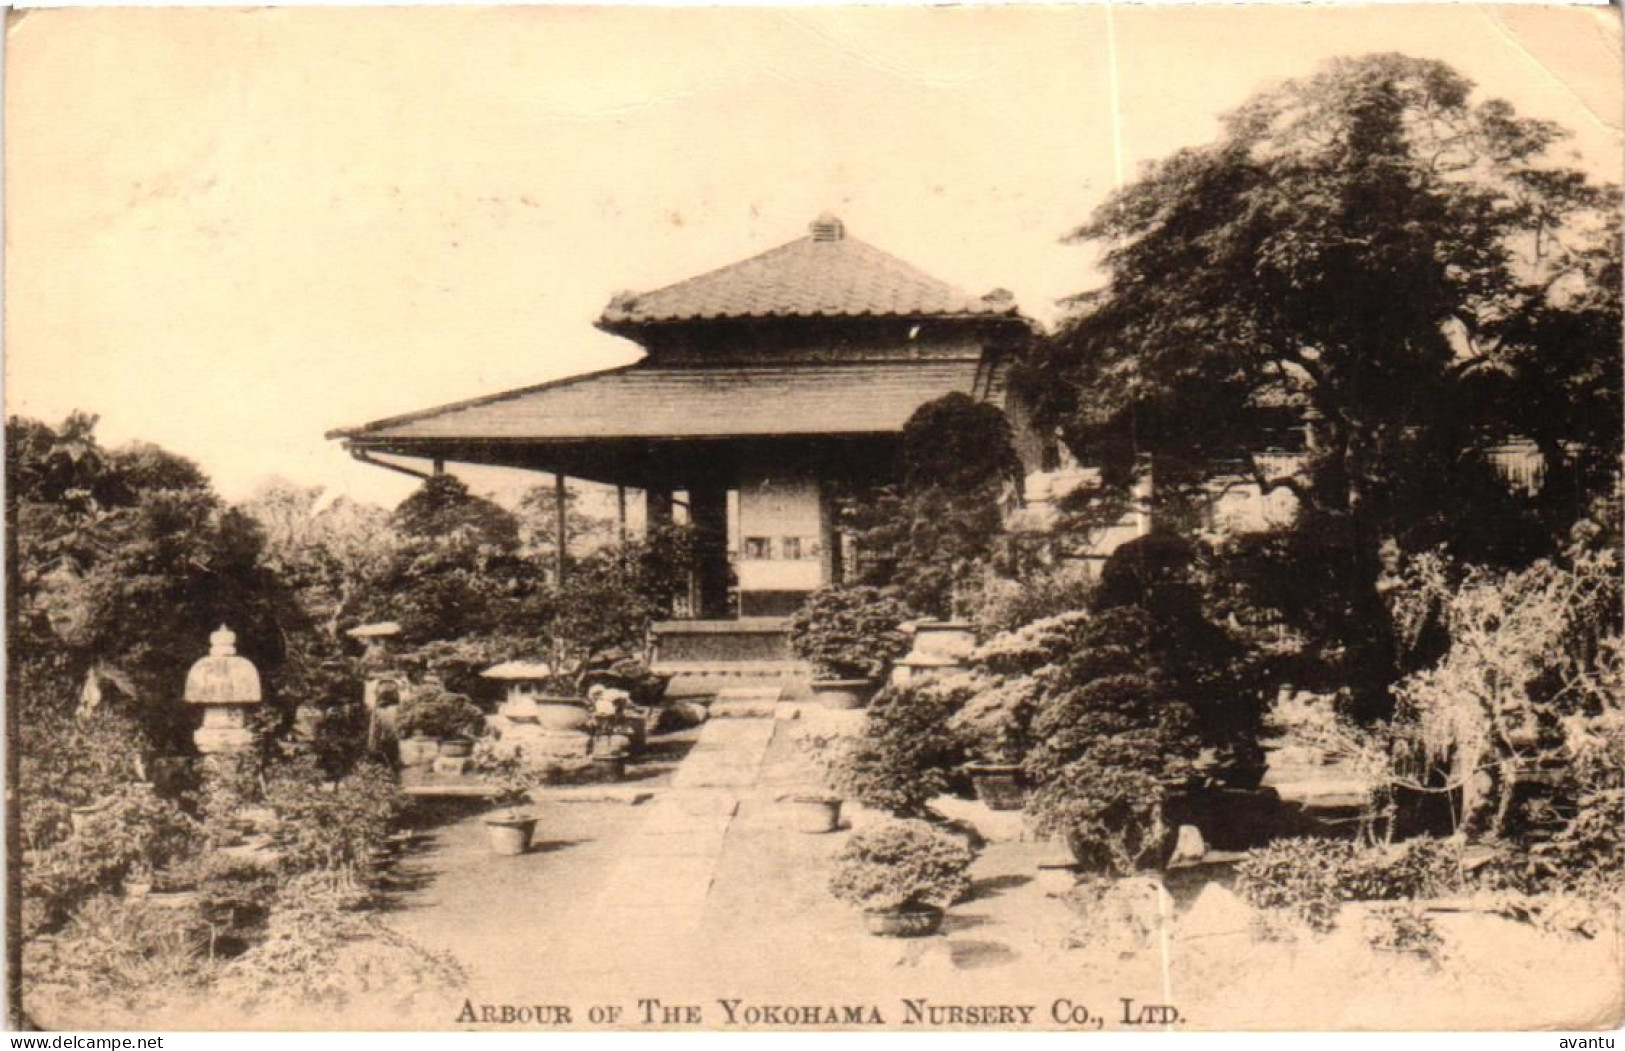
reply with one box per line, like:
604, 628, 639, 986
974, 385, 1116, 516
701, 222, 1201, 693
737, 468, 823, 614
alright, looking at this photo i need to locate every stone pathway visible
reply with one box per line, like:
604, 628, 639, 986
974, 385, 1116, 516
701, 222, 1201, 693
553, 710, 781, 985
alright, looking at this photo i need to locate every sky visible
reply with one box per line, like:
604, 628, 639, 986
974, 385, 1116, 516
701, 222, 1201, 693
6, 4, 1621, 510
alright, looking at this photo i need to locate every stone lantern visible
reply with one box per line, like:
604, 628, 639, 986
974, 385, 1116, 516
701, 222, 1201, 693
184, 625, 262, 754
347, 620, 401, 666
348, 621, 406, 713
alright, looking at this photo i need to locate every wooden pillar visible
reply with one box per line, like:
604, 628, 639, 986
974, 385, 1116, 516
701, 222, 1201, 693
554, 472, 568, 586
818, 478, 842, 587
688, 482, 731, 619
432, 458, 445, 477
616, 485, 628, 546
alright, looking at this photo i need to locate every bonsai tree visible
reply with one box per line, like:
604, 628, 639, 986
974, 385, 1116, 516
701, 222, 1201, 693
843, 393, 1025, 619
828, 818, 975, 913
1027, 757, 1173, 877
1095, 534, 1270, 788
1022, 608, 1203, 875
473, 744, 537, 821
943, 613, 1096, 767
787, 585, 911, 682
947, 676, 1041, 766
396, 687, 484, 740
832, 674, 976, 816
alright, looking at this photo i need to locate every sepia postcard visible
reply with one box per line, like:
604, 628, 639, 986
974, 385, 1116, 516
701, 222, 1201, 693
4, 2, 1623, 1035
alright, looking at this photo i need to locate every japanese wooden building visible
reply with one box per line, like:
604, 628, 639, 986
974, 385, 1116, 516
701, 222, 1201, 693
329, 214, 1037, 678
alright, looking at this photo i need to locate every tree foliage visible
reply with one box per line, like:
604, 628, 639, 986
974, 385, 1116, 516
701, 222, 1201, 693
827, 818, 975, 911
7, 414, 293, 749
1388, 532, 1622, 846
389, 474, 519, 552
847, 393, 1024, 618
786, 585, 912, 681
1021, 53, 1620, 719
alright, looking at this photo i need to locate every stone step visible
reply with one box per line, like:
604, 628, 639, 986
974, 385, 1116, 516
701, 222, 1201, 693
717, 685, 788, 701
709, 685, 785, 719
659, 661, 812, 701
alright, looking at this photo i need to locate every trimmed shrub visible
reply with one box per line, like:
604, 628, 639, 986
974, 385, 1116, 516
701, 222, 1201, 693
787, 585, 912, 681
831, 675, 975, 817
395, 689, 484, 740
18, 708, 153, 851
828, 818, 976, 911
1018, 608, 1203, 876
22, 787, 201, 936
1028, 760, 1172, 877
1235, 836, 1467, 933
965, 611, 1093, 678
1233, 838, 1353, 933
264, 757, 403, 884
947, 675, 1042, 765
1341, 837, 1464, 901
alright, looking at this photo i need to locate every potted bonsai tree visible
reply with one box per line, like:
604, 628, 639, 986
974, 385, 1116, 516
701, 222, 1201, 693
1020, 609, 1201, 875
787, 586, 912, 709
775, 729, 851, 834
828, 818, 975, 937
396, 687, 485, 765
477, 747, 539, 856
949, 675, 1039, 811
587, 692, 633, 783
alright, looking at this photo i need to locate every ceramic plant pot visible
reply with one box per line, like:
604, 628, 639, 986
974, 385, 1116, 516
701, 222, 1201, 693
862, 903, 945, 938
965, 763, 1028, 811
810, 679, 877, 710
777, 793, 842, 833
533, 699, 592, 732
484, 812, 538, 856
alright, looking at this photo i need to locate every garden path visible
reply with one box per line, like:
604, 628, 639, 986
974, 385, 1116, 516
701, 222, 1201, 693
377, 706, 1622, 1032
548, 712, 782, 985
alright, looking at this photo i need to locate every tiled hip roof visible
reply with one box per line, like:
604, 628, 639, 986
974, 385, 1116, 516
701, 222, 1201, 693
334, 360, 988, 442
598, 218, 1023, 331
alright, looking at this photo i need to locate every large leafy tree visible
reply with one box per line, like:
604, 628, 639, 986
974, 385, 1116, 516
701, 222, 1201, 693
1021, 54, 1620, 719
390, 474, 519, 551
238, 480, 399, 715
363, 475, 540, 679
7, 414, 292, 749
